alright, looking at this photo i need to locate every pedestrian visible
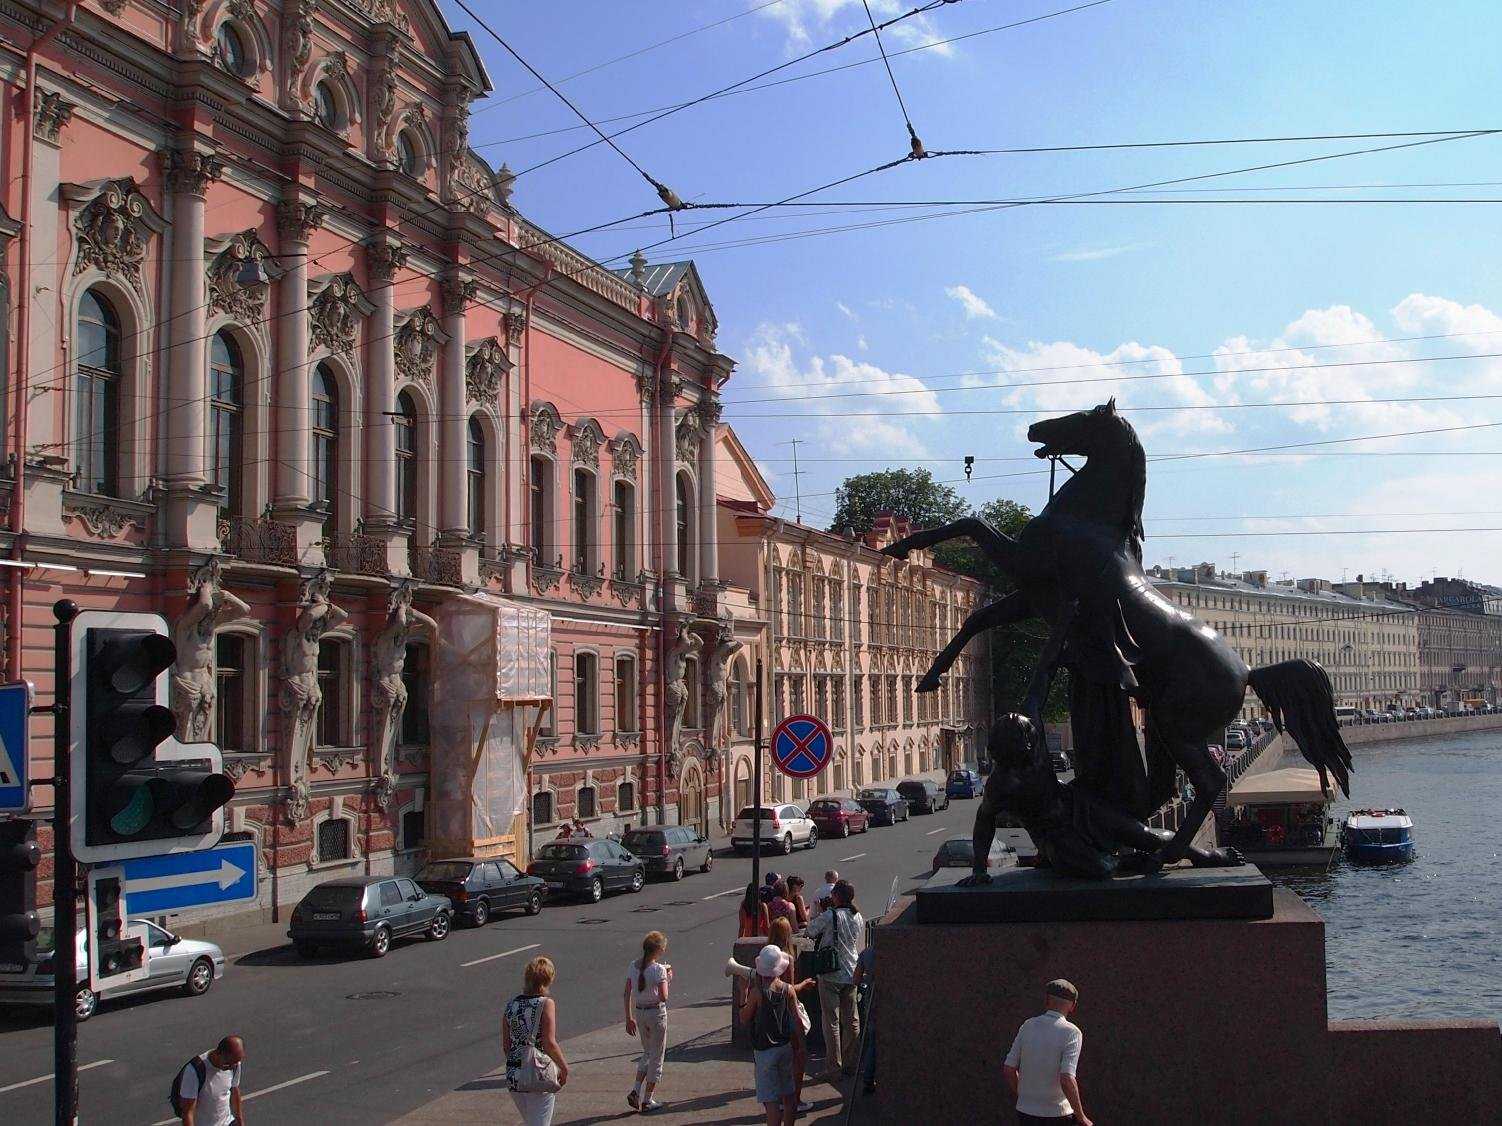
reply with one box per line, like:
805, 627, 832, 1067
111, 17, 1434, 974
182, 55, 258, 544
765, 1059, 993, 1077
740, 943, 806, 1126
813, 869, 839, 913
504, 955, 570, 1125
1002, 979, 1092, 1126
170, 1034, 244, 1126
625, 930, 672, 1113
739, 882, 770, 938
853, 944, 876, 1095
805, 879, 863, 1080
768, 879, 798, 932
785, 875, 811, 929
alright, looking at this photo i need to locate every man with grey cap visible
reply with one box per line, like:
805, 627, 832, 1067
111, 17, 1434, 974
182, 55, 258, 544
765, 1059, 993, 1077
1002, 980, 1091, 1126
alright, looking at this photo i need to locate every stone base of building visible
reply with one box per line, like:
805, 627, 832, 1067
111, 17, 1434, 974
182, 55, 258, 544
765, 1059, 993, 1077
874, 887, 1502, 1124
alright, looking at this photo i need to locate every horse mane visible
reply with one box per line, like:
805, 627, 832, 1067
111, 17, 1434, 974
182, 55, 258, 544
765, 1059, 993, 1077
1121, 419, 1146, 562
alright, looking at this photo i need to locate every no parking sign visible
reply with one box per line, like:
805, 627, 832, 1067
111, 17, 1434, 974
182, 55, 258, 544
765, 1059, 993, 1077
770, 714, 834, 779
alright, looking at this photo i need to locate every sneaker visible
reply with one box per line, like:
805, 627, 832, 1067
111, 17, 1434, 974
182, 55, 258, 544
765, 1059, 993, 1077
641, 1099, 663, 1113
627, 1090, 640, 1110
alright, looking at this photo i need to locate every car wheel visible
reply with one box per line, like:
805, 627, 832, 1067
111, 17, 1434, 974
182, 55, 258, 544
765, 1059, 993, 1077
183, 957, 215, 997
470, 899, 490, 927
294, 942, 319, 958
586, 877, 604, 903
630, 869, 645, 893
75, 986, 97, 1022
806, 828, 818, 851
672, 858, 685, 881
429, 911, 451, 941
526, 890, 543, 915
838, 823, 849, 838
781, 833, 794, 856
700, 851, 714, 874
369, 925, 392, 958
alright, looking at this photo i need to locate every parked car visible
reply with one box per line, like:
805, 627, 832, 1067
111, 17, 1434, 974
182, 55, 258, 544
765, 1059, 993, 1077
621, 826, 714, 880
855, 787, 909, 825
946, 769, 983, 799
416, 857, 545, 927
897, 778, 949, 814
931, 835, 1017, 871
0, 922, 224, 1023
807, 797, 871, 838
528, 838, 645, 902
731, 804, 818, 854
1048, 749, 1072, 773
290, 876, 452, 958
1225, 729, 1248, 750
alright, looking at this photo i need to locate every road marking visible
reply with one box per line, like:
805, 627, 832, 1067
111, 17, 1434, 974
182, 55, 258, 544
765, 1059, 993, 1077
152, 1070, 330, 1123
840, 853, 866, 862
0, 1059, 112, 1095
926, 827, 948, 836
462, 942, 541, 968
701, 886, 744, 901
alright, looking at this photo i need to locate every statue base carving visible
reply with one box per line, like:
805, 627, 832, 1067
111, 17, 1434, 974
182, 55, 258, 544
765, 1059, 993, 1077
915, 861, 1273, 924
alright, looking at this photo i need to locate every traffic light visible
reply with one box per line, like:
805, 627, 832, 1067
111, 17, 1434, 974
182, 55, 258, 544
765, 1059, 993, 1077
0, 819, 40, 973
71, 612, 235, 863
86, 866, 147, 991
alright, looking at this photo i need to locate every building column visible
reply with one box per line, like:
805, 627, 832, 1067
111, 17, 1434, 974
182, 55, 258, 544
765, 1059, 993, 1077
438, 275, 478, 582
697, 396, 721, 586
658, 374, 681, 584
503, 308, 527, 591
272, 199, 325, 557
363, 236, 408, 572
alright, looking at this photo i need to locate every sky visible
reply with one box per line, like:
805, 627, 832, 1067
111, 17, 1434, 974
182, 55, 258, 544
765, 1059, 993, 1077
441, 0, 1502, 587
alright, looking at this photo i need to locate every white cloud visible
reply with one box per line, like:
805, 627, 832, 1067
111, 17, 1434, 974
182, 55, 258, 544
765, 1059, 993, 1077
756, 0, 954, 56
1391, 293, 1502, 346
1050, 243, 1150, 263
856, 334, 869, 351
835, 300, 857, 321
945, 284, 996, 320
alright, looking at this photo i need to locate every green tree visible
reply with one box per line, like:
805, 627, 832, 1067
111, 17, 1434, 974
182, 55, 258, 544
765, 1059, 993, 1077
829, 468, 971, 570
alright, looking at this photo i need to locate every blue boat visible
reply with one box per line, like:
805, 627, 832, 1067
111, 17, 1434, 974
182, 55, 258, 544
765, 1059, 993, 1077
1341, 809, 1415, 862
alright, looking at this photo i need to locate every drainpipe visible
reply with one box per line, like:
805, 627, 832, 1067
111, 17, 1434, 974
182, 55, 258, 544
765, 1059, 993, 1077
652, 327, 672, 824
8, 1, 79, 681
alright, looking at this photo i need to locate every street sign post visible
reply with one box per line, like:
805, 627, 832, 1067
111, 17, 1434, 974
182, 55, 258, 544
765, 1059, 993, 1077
770, 714, 834, 779
118, 841, 258, 916
0, 681, 29, 812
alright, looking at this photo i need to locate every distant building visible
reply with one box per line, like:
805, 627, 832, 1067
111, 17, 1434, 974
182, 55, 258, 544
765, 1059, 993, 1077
1409, 577, 1502, 617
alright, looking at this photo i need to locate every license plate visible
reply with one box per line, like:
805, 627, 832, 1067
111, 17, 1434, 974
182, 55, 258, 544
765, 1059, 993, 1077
546, 882, 565, 890
312, 912, 339, 921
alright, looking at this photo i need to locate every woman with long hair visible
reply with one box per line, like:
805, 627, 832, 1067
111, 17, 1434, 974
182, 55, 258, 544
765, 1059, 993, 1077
503, 955, 569, 1125
624, 930, 673, 1112
738, 881, 770, 938
768, 916, 818, 1112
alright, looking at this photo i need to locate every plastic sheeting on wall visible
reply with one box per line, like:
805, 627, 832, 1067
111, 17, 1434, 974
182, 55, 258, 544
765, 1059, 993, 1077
430, 592, 551, 849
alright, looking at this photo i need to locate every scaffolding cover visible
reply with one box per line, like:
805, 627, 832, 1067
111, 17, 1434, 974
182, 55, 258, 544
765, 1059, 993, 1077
430, 593, 551, 846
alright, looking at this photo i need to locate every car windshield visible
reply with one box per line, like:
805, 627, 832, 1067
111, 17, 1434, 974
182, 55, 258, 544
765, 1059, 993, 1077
536, 844, 586, 861
418, 862, 473, 881
809, 800, 839, 811
737, 807, 777, 820
300, 885, 363, 910
622, 831, 664, 849
898, 783, 923, 794
857, 789, 891, 801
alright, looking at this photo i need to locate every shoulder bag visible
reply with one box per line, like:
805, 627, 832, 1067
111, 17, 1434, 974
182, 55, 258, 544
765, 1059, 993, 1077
512, 997, 562, 1094
802, 908, 843, 977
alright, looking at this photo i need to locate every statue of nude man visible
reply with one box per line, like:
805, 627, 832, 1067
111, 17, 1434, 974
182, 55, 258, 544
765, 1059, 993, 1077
172, 559, 251, 742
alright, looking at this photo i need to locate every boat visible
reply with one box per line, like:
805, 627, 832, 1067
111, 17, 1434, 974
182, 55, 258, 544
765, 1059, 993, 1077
1341, 809, 1415, 863
1222, 766, 1340, 866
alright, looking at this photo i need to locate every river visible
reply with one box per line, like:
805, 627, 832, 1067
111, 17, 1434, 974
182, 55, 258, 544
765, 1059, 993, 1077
1275, 729, 1502, 1021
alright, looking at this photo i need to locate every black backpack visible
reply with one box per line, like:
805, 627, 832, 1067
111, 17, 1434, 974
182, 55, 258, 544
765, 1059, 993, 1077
168, 1055, 208, 1116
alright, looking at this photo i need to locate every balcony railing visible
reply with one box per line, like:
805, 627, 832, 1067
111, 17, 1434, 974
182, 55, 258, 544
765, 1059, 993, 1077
324, 531, 390, 577
218, 513, 297, 566
408, 544, 463, 585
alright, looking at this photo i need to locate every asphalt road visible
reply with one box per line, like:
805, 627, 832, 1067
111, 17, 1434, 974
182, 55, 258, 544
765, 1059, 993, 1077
0, 799, 979, 1125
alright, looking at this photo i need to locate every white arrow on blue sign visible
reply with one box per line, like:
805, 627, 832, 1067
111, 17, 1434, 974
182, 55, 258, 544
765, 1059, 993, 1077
0, 681, 29, 813
119, 841, 258, 916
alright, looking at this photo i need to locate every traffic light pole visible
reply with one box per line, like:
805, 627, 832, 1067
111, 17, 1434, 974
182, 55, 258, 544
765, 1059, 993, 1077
52, 599, 78, 1126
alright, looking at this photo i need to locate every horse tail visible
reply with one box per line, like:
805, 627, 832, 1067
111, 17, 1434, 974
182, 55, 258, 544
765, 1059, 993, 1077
1247, 659, 1353, 797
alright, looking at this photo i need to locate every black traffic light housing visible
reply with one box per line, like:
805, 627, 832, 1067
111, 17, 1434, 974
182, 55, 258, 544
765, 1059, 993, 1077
0, 819, 40, 973
86, 868, 146, 990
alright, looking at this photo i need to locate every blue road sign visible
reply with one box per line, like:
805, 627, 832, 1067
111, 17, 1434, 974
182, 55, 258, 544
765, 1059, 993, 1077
771, 714, 834, 779
0, 682, 29, 813
118, 841, 258, 916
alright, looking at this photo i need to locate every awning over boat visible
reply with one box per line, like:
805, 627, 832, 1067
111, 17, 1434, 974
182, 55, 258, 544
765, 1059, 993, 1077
1226, 766, 1333, 807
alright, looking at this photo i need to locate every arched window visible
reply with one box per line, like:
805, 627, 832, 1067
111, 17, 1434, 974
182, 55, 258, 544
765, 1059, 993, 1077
215, 22, 249, 77
314, 81, 339, 130
315, 636, 350, 747
612, 479, 636, 579
683, 656, 701, 729
575, 651, 599, 735
214, 633, 252, 751
730, 658, 749, 737
530, 456, 552, 565
577, 785, 598, 819
76, 289, 122, 496
209, 330, 243, 516
467, 417, 486, 540
312, 364, 339, 538
675, 472, 692, 579
396, 130, 419, 176
615, 654, 638, 732
394, 391, 417, 524
572, 468, 596, 573
532, 790, 554, 827
617, 780, 636, 813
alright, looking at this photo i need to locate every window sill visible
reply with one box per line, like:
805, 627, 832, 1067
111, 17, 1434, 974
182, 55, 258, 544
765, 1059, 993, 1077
308, 854, 362, 872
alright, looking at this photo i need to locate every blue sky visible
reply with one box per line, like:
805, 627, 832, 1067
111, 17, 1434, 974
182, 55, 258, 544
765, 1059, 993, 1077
445, 0, 1502, 585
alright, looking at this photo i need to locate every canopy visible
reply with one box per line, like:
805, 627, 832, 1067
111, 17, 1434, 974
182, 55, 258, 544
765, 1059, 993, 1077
1226, 766, 1332, 807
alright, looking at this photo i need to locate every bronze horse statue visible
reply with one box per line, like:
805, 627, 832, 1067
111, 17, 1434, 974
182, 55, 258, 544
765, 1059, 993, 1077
882, 400, 1352, 867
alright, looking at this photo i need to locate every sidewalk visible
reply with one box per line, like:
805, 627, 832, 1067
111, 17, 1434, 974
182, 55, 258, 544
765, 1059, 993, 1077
396, 993, 878, 1125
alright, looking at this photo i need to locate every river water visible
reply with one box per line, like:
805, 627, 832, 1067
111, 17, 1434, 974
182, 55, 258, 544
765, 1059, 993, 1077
1274, 730, 1502, 1021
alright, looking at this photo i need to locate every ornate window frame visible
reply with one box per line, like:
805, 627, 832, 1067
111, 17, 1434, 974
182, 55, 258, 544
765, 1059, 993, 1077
309, 800, 362, 870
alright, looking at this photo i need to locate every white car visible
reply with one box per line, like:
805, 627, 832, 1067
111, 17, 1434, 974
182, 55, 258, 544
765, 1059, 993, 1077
731, 804, 818, 855
0, 921, 226, 1022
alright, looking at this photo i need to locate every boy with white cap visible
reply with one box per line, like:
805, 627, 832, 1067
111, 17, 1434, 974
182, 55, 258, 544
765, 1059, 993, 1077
739, 944, 806, 1125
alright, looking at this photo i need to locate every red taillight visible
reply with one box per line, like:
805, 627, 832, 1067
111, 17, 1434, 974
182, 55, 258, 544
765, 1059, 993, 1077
353, 906, 366, 924
574, 859, 597, 875
659, 845, 671, 856
452, 890, 469, 903
526, 864, 539, 875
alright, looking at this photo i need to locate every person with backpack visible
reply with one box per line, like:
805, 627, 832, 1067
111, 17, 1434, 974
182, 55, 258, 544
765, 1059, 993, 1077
624, 930, 672, 1113
805, 879, 863, 1079
169, 1035, 244, 1126
503, 956, 569, 1125
739, 944, 806, 1126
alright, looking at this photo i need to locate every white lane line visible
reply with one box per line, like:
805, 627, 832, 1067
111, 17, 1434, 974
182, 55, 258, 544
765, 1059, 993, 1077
0, 1059, 113, 1095
702, 886, 745, 901
152, 1070, 330, 1124
926, 827, 948, 836
840, 853, 867, 862
462, 942, 541, 968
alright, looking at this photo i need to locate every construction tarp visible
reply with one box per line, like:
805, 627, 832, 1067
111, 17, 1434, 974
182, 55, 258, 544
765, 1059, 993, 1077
430, 593, 551, 847
1226, 766, 1331, 807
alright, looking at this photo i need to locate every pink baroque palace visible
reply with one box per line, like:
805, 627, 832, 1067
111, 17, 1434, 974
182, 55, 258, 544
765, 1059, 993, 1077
0, 0, 738, 931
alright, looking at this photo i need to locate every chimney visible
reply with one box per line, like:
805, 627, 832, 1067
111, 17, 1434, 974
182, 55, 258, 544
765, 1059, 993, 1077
630, 248, 647, 286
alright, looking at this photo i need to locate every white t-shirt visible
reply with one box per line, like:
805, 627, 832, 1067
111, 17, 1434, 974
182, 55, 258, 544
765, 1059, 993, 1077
627, 959, 667, 1007
1004, 1010, 1083, 1117
179, 1054, 241, 1126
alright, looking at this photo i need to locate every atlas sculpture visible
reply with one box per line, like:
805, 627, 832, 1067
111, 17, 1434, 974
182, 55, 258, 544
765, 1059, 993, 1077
881, 400, 1352, 879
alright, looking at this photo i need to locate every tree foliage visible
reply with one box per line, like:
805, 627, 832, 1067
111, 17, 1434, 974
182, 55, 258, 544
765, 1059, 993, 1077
830, 469, 971, 570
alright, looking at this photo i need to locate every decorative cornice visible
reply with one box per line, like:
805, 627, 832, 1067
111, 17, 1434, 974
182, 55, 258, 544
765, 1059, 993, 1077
465, 337, 508, 407
504, 308, 527, 341
206, 229, 279, 323
309, 273, 374, 355
567, 568, 604, 599
440, 275, 478, 316
67, 179, 164, 292
530, 565, 563, 595
611, 434, 641, 482
161, 148, 224, 197
697, 397, 723, 428
61, 493, 150, 538
530, 402, 562, 455
365, 238, 408, 281
223, 753, 272, 782
277, 199, 326, 243
675, 412, 702, 464
33, 91, 75, 146
394, 306, 445, 391
571, 419, 604, 470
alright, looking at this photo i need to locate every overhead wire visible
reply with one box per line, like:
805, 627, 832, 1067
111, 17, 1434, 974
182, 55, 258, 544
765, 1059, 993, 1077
861, 0, 927, 157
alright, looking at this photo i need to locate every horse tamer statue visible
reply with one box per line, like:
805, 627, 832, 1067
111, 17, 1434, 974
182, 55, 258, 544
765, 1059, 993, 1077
881, 400, 1352, 874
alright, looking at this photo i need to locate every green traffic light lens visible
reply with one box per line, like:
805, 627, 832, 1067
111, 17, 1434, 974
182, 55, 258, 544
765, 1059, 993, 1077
108, 788, 154, 836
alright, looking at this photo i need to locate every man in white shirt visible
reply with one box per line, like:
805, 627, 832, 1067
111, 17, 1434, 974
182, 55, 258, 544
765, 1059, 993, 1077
812, 869, 839, 915
176, 1034, 244, 1126
1003, 981, 1091, 1126
805, 879, 863, 1078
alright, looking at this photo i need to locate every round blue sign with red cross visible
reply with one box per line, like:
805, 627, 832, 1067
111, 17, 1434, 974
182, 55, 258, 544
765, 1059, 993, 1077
771, 714, 834, 779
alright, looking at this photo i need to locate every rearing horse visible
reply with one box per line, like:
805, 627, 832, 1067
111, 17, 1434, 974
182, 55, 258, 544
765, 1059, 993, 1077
882, 400, 1352, 865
